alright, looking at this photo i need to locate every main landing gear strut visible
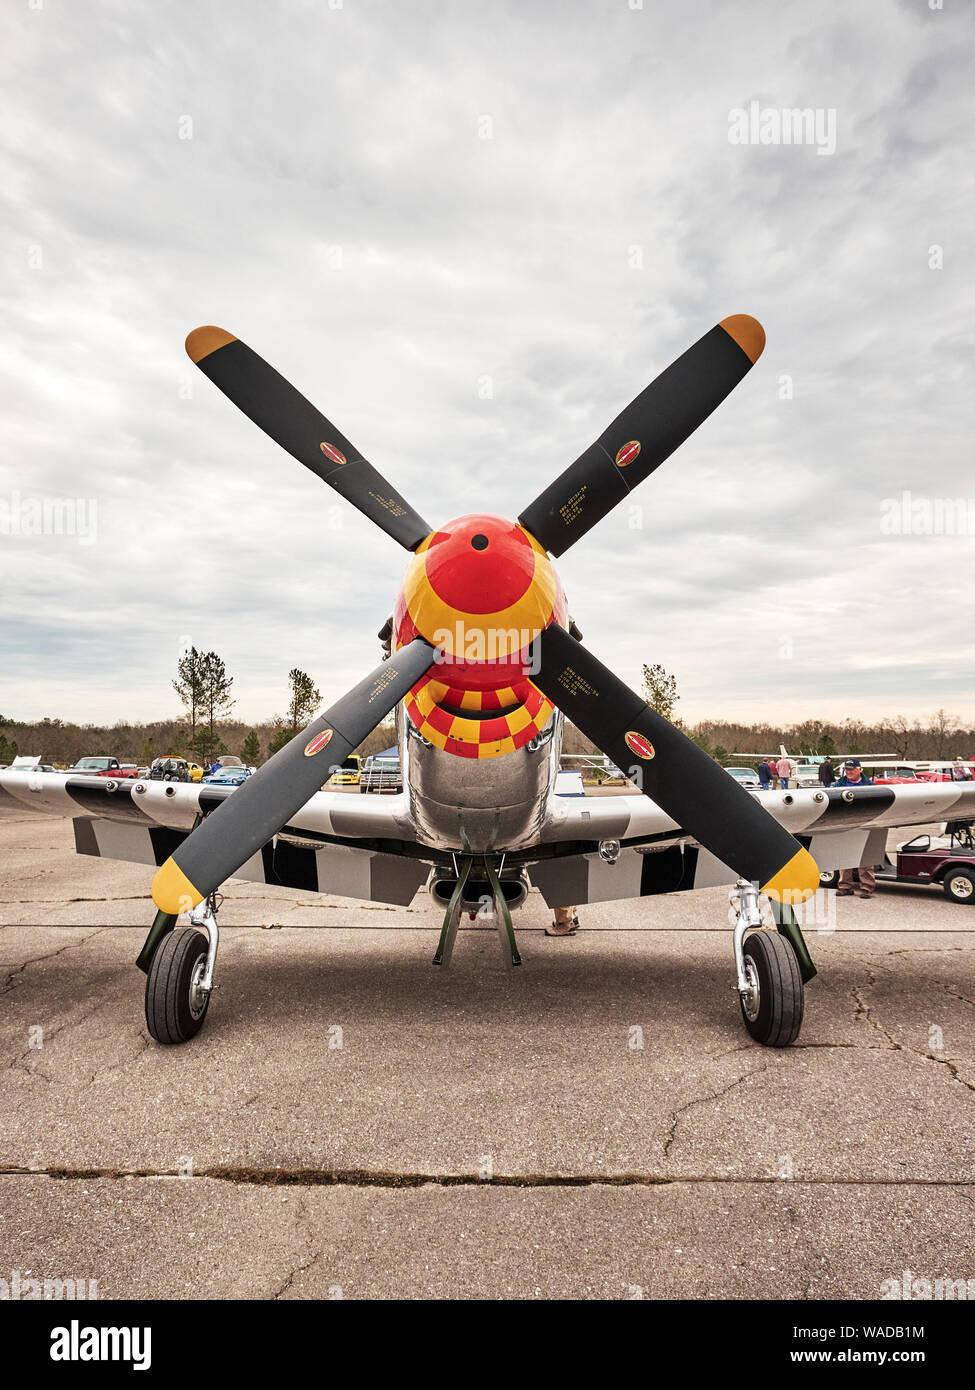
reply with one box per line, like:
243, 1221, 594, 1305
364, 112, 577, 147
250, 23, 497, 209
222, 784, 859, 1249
730, 879, 816, 1048
138, 893, 221, 1044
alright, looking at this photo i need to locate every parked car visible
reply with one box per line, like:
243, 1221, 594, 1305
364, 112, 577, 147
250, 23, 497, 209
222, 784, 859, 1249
69, 756, 136, 778
791, 764, 825, 789
202, 767, 252, 787
148, 757, 190, 782
820, 827, 975, 902
359, 755, 402, 793
913, 762, 975, 783
330, 754, 362, 786
724, 766, 760, 789
207, 756, 243, 776
872, 767, 920, 785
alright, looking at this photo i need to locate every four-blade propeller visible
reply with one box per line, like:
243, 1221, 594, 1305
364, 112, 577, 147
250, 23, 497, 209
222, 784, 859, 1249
172, 312, 817, 908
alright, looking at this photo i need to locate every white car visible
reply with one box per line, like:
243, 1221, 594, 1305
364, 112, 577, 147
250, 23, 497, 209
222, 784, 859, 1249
724, 766, 761, 789
792, 765, 825, 789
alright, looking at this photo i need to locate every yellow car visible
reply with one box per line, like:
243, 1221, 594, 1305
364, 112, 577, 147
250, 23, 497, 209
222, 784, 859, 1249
330, 754, 361, 785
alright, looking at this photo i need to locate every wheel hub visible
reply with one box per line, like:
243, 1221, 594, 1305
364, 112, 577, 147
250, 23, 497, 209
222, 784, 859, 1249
188, 954, 209, 1019
741, 956, 761, 1021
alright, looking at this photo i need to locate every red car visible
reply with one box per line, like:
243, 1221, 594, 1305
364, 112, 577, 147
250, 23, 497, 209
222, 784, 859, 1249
872, 766, 921, 785
913, 762, 975, 784
69, 756, 139, 779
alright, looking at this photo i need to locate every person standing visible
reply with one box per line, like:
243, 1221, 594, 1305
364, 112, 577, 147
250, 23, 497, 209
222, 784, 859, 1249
835, 760, 877, 897
818, 756, 835, 786
776, 754, 794, 790
758, 758, 771, 791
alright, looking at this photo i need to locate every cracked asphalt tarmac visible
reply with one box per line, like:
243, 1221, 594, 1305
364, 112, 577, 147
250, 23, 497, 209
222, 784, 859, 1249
1, 807, 973, 1299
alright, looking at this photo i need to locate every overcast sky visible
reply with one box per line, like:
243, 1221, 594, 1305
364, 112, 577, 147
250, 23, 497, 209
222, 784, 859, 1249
2, 0, 973, 728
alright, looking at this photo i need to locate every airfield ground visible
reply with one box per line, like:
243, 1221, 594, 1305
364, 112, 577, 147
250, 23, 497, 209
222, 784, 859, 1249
1, 801, 972, 1300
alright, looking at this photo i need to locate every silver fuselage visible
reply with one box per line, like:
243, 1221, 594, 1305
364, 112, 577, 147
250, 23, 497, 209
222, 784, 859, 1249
399, 705, 563, 853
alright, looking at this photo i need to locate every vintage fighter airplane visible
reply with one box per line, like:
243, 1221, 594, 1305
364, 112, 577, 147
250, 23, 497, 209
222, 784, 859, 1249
5, 316, 974, 1048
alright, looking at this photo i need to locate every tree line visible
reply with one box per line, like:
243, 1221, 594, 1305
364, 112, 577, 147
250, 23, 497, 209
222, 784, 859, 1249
1, 654, 390, 768
2, 653, 971, 769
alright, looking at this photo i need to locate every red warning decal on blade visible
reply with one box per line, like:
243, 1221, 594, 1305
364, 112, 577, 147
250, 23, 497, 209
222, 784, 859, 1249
615, 440, 641, 468
624, 730, 655, 760
304, 729, 334, 757
320, 442, 347, 466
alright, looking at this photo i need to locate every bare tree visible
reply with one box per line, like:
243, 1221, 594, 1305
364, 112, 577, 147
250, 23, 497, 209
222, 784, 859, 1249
930, 708, 961, 758
642, 663, 679, 723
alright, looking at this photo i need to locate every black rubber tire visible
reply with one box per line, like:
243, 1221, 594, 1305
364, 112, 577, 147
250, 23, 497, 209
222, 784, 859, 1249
145, 927, 210, 1044
943, 868, 975, 904
740, 929, 804, 1047
819, 868, 840, 890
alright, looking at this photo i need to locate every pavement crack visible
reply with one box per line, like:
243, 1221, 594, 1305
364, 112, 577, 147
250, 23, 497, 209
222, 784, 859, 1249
663, 1061, 771, 1159
89, 1031, 152, 1086
271, 1192, 322, 1299
2, 1167, 974, 1190
0, 929, 108, 995
1, 897, 149, 906
850, 966, 975, 1094
940, 982, 975, 1010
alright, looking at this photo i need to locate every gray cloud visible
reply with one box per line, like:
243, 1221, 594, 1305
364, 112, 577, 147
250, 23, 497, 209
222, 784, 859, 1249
1, 0, 973, 726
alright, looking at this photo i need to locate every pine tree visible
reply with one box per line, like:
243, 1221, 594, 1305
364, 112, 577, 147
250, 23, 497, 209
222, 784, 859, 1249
173, 648, 207, 750
286, 669, 322, 733
241, 730, 261, 765
198, 651, 236, 756
267, 727, 291, 757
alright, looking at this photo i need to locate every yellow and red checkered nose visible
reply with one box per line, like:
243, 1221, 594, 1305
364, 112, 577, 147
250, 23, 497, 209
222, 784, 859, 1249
392, 514, 566, 757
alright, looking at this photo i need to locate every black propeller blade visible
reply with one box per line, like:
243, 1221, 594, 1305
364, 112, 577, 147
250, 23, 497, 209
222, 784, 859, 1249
151, 639, 437, 914
186, 327, 432, 551
532, 624, 818, 903
519, 316, 765, 556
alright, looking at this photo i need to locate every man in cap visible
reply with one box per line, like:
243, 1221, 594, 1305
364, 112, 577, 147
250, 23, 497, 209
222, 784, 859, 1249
835, 759, 877, 898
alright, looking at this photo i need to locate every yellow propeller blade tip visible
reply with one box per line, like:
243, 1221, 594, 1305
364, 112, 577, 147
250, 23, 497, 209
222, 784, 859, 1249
185, 326, 237, 364
152, 857, 204, 915
719, 314, 766, 365
761, 846, 819, 906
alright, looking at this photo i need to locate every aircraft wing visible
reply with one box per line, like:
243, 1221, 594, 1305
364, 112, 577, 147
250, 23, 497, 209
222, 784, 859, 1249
525, 782, 975, 907
6, 772, 975, 912
0, 770, 430, 908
